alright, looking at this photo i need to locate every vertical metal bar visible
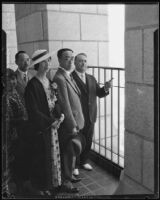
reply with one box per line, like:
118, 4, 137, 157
98, 67, 101, 154
104, 69, 107, 158
93, 67, 95, 151
111, 69, 113, 161
118, 70, 120, 165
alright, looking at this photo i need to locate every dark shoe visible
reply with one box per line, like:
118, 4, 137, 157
61, 186, 79, 193
61, 181, 79, 193
71, 176, 82, 183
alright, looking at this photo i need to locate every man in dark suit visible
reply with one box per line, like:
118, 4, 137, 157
14, 51, 34, 193
15, 51, 33, 105
53, 48, 86, 193
72, 53, 112, 175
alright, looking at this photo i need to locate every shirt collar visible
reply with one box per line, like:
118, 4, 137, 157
18, 68, 28, 78
75, 70, 86, 78
59, 66, 71, 77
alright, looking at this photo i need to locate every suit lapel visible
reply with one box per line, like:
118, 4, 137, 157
72, 71, 88, 94
86, 73, 92, 94
58, 68, 80, 96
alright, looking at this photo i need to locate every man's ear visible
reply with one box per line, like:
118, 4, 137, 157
15, 60, 18, 65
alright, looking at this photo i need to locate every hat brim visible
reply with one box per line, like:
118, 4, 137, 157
29, 51, 56, 69
69, 133, 86, 156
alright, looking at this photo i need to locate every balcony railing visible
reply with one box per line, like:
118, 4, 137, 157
88, 66, 125, 168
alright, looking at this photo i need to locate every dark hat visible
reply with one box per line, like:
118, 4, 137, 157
68, 133, 86, 156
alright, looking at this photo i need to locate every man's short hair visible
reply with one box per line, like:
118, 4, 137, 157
75, 53, 87, 61
15, 51, 27, 61
57, 48, 73, 60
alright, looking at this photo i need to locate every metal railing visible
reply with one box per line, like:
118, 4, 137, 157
88, 66, 125, 168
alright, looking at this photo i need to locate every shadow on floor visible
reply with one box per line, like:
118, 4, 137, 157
56, 160, 120, 198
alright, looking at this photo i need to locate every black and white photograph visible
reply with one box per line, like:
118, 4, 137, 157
1, 2, 159, 199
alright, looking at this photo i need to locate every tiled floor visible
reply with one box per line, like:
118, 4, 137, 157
56, 160, 120, 198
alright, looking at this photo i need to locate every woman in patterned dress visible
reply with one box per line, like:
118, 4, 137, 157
24, 50, 64, 196
3, 68, 28, 197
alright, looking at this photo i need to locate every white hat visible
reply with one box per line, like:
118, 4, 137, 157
29, 49, 56, 68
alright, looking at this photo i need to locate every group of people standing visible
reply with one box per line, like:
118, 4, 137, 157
3, 48, 112, 197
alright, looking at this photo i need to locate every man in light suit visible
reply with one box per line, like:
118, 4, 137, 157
15, 51, 33, 105
72, 53, 112, 175
53, 48, 85, 193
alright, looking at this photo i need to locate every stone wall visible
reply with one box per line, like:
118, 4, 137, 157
115, 4, 158, 194
2, 4, 17, 70
15, 4, 109, 74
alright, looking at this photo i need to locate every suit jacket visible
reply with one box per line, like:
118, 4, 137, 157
72, 71, 109, 124
15, 69, 33, 103
53, 68, 84, 140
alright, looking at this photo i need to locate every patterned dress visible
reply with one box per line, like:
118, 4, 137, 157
41, 80, 61, 188
3, 90, 27, 197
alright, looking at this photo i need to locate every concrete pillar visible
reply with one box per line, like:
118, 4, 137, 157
15, 4, 109, 76
2, 4, 18, 71
114, 4, 158, 195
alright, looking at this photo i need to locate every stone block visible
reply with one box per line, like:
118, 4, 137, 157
81, 14, 108, 41
97, 5, 108, 14
6, 31, 17, 48
30, 4, 46, 13
17, 12, 44, 43
125, 30, 143, 83
46, 4, 60, 11
2, 12, 16, 30
7, 47, 17, 65
47, 12, 80, 40
33, 41, 49, 52
143, 27, 157, 84
125, 83, 154, 140
114, 174, 153, 194
98, 42, 109, 66
15, 4, 31, 20
24, 12, 44, 42
48, 41, 63, 68
63, 41, 98, 66
18, 43, 34, 57
41, 11, 48, 40
16, 18, 26, 44
126, 4, 159, 29
2, 4, 14, 12
125, 131, 142, 183
60, 4, 97, 13
143, 140, 154, 191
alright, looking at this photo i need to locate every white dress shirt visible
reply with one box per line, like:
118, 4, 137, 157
59, 66, 71, 77
18, 68, 28, 82
75, 70, 86, 84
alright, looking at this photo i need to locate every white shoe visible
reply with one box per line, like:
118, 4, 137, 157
73, 168, 79, 176
82, 163, 93, 171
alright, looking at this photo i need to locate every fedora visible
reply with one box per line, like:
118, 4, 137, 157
68, 133, 86, 156
29, 49, 56, 68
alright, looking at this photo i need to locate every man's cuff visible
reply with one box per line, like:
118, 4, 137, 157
104, 86, 109, 93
